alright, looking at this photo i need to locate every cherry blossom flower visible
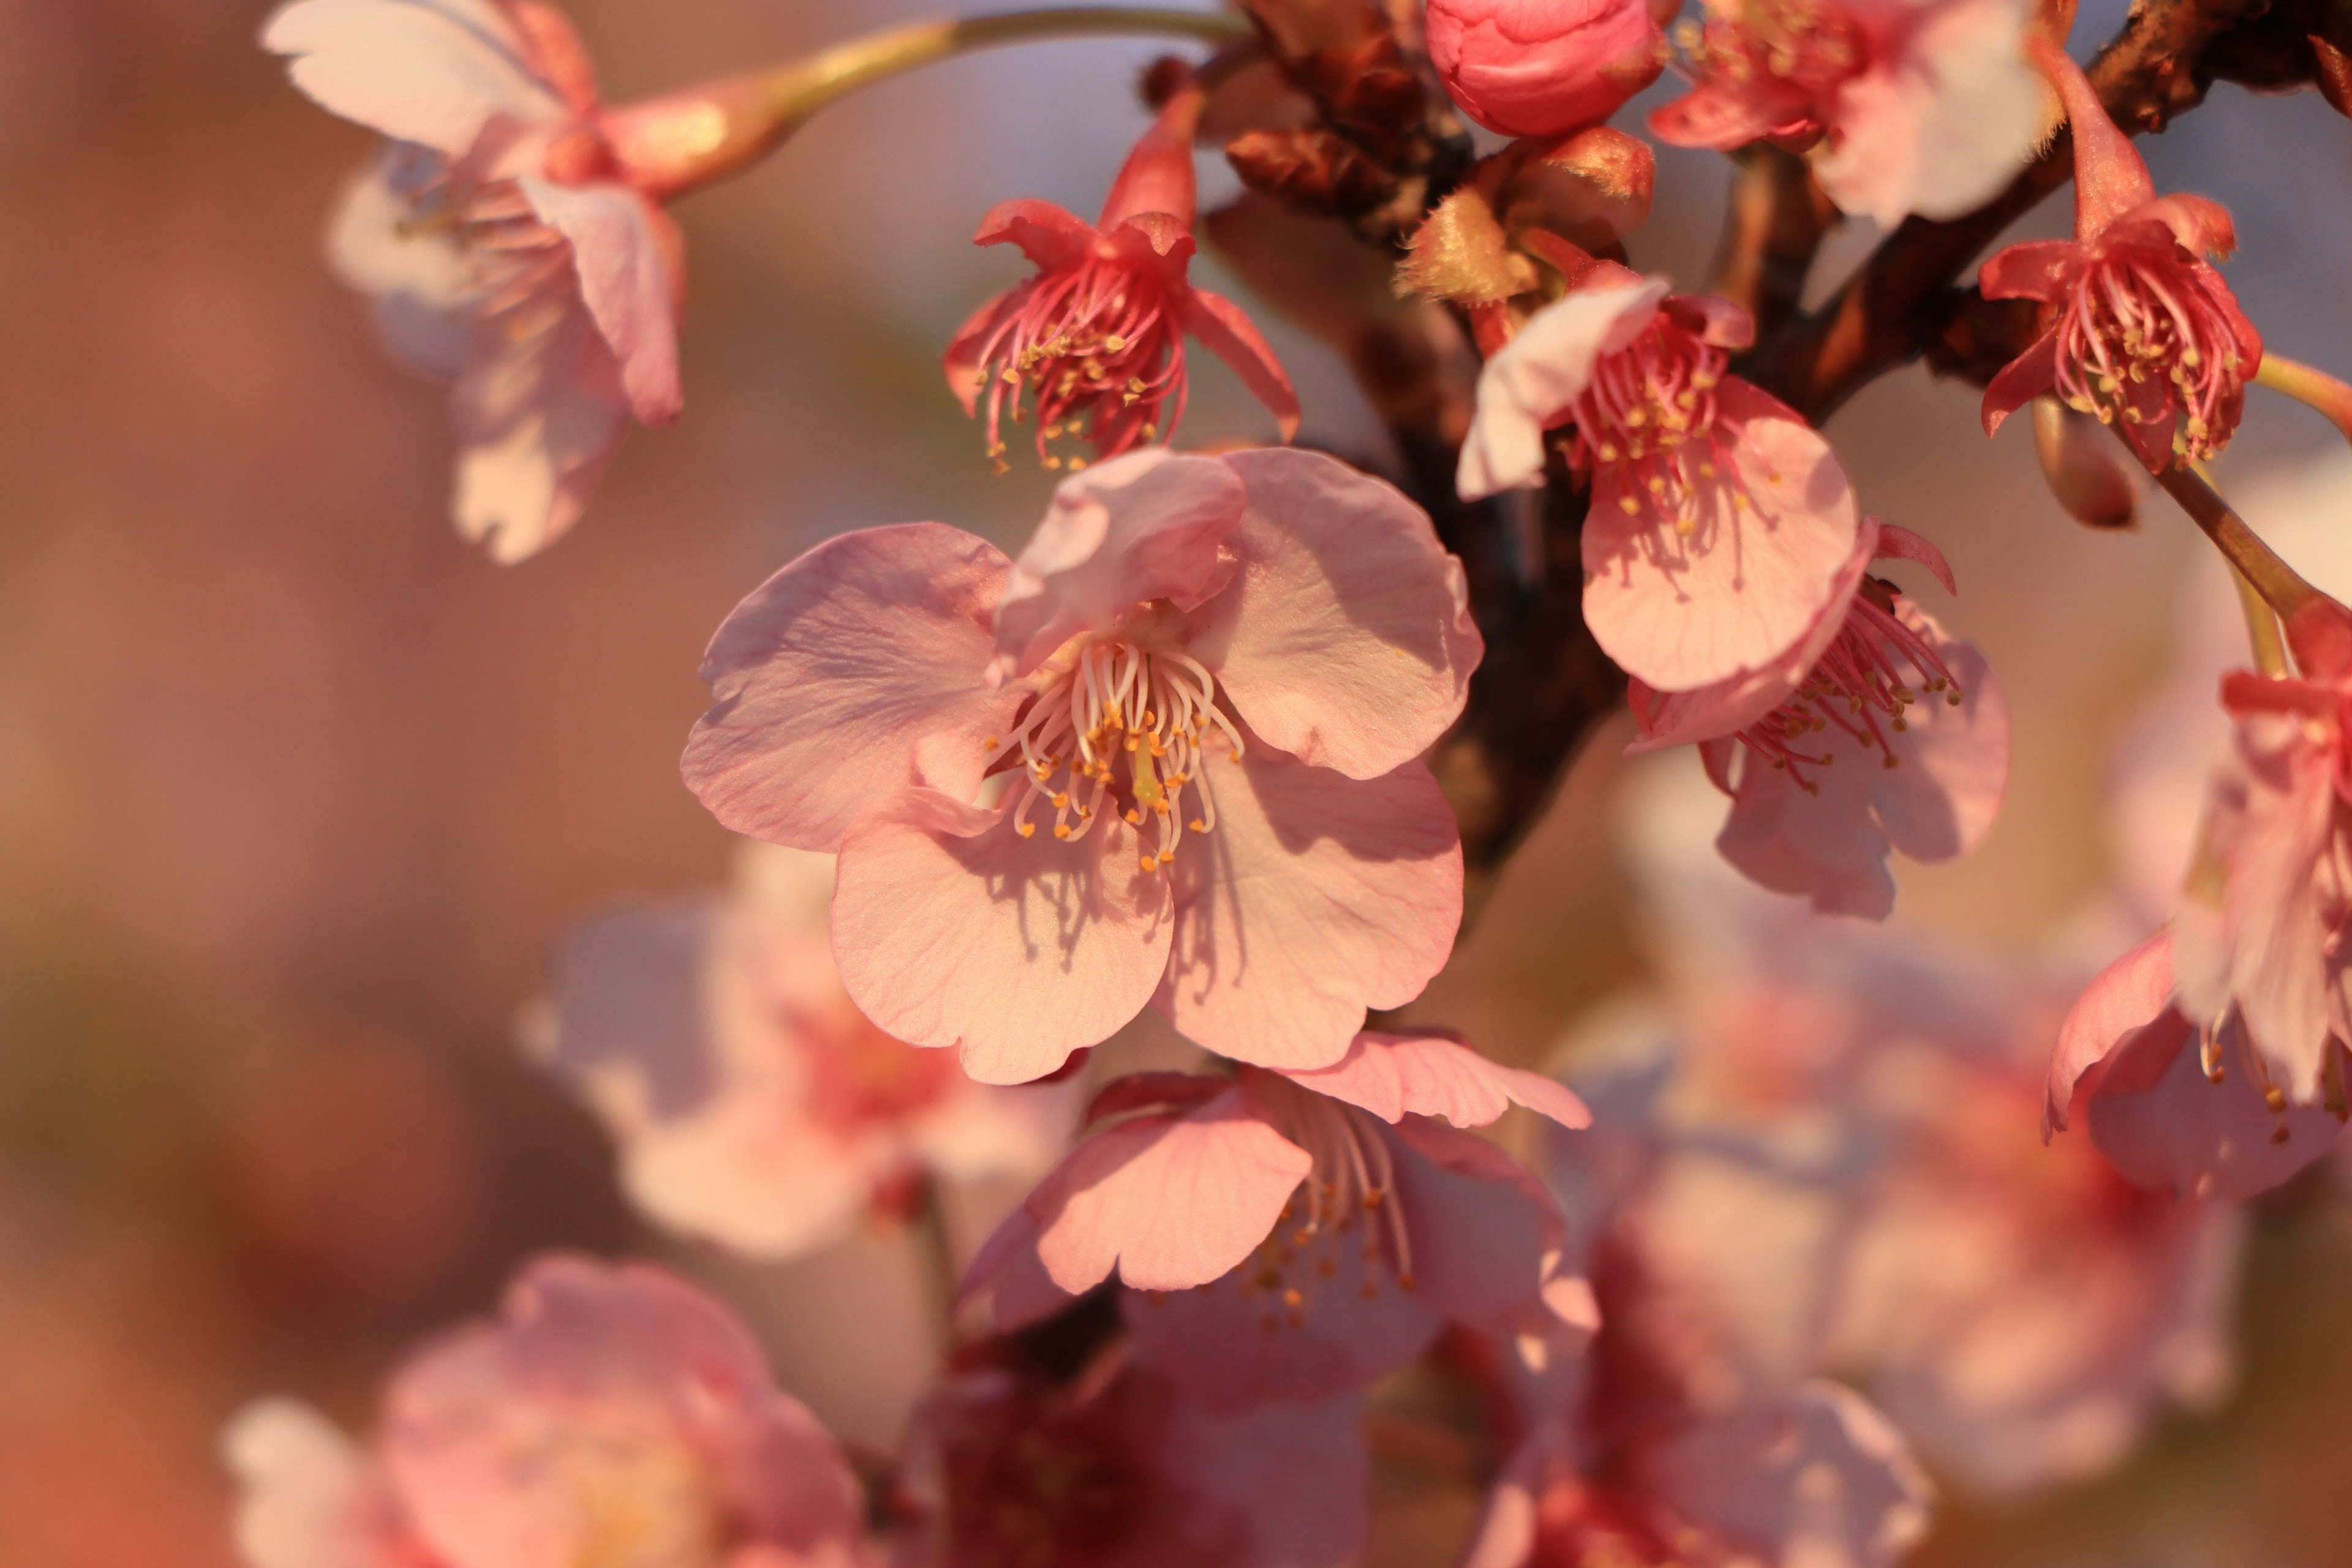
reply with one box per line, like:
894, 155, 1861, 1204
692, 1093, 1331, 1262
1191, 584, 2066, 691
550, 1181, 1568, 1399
1425, 0, 1665, 140
946, 80, 1298, 470
683, 447, 1482, 1084
222, 1254, 869, 1568
265, 0, 777, 560
527, 841, 1074, 1261
1649, 0, 2044, 226
894, 1338, 1366, 1568
1458, 270, 1863, 692
2049, 930, 2348, 1202
1980, 38, 2262, 473
1460, 1280, 1931, 1568
957, 1031, 1595, 1410
1627, 518, 2010, 919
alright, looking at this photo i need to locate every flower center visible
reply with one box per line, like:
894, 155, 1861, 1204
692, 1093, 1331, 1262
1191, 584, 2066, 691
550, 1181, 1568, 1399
2052, 246, 2245, 462
1733, 582, 1962, 790
1571, 317, 1733, 537
383, 146, 576, 336
988, 638, 1245, 875
1224, 1075, 1417, 1330
541, 1430, 723, 1568
970, 252, 1183, 471
1681, 0, 1865, 99
793, 993, 962, 1131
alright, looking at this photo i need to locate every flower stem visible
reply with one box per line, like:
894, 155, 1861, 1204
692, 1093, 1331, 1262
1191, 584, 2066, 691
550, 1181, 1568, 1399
2153, 456, 2352, 675
2254, 352, 2352, 448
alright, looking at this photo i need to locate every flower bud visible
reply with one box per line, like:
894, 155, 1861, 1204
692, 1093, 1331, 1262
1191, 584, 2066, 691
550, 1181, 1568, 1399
1426, 0, 1664, 138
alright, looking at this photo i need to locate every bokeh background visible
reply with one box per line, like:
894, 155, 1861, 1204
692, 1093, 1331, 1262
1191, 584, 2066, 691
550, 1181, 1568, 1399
1, 1, 2349, 1564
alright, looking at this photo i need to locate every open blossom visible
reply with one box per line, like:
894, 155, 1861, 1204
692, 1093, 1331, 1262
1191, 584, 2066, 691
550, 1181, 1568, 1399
1627, 518, 2010, 919
529, 842, 1074, 1261
1650, 0, 2043, 226
683, 447, 1482, 1084
946, 81, 1298, 470
1460, 270, 1861, 692
223, 1254, 867, 1568
958, 1031, 1596, 1410
1425, 0, 1665, 139
895, 1339, 1366, 1568
2050, 930, 2348, 1202
265, 0, 780, 560
1981, 39, 2261, 473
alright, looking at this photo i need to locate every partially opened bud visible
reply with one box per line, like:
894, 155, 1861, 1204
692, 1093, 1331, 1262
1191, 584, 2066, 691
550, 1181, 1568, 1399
1427, 0, 1665, 138
2032, 396, 2138, 529
1398, 183, 1537, 304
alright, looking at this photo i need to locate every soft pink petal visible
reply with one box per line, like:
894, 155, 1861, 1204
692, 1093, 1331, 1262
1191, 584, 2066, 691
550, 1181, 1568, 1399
516, 177, 682, 425
1458, 277, 1670, 501
1583, 380, 1861, 692
1026, 1082, 1312, 1293
1981, 325, 2062, 435
222, 1401, 421, 1568
1654, 1384, 1933, 1568
683, 524, 1023, 853
1278, 1030, 1591, 1130
328, 151, 478, 379
988, 449, 1249, 680
1625, 519, 1878, 753
448, 298, 628, 562
1155, 750, 1462, 1071
1868, 626, 2010, 862
1666, 292, 1757, 352
1648, 79, 1811, 149
942, 287, 1027, 417
1978, 241, 2079, 303
954, 1206, 1080, 1336
1192, 447, 1484, 779
2085, 1014, 2347, 1201
1386, 1116, 1580, 1344
262, 0, 567, 153
832, 789, 1170, 1084
1181, 290, 1302, 439
1160, 1392, 1370, 1568
1874, 521, 1958, 594
971, 197, 1098, 271
2047, 929, 2176, 1133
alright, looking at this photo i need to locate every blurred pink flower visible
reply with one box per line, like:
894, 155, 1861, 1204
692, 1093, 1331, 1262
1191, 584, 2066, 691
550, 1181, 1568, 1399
1458, 272, 1863, 692
957, 1031, 1594, 1409
1628, 518, 2010, 919
946, 81, 1298, 470
1424, 0, 1665, 139
224, 1254, 869, 1568
1649, 0, 2043, 226
2049, 930, 2349, 1202
530, 842, 1075, 1261
266, 0, 777, 560
894, 1341, 1365, 1568
1980, 38, 2261, 473
684, 447, 1482, 1084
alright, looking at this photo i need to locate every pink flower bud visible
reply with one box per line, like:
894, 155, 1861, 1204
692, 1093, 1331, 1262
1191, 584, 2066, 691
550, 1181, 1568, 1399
1426, 0, 1664, 139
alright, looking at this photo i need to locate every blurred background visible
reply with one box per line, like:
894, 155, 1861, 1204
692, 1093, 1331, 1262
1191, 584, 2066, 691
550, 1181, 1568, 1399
1, 1, 2349, 1564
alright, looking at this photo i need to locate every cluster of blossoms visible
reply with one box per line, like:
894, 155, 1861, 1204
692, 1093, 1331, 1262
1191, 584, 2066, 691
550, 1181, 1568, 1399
232, 0, 2352, 1562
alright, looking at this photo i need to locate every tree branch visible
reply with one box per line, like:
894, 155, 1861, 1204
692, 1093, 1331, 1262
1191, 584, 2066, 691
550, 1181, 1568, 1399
1711, 145, 1841, 344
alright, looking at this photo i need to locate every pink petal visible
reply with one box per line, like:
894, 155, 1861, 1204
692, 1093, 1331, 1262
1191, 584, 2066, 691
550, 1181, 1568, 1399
683, 523, 1023, 853
1278, 1030, 1591, 1130
989, 450, 1249, 680
1159, 1392, 1370, 1568
942, 287, 1026, 417
2047, 929, 2176, 1133
955, 1206, 1080, 1335
1625, 519, 1878, 753
328, 152, 477, 379
1182, 290, 1302, 440
262, 0, 567, 154
971, 197, 1098, 271
1666, 292, 1757, 352
516, 177, 682, 425
1654, 1384, 1932, 1568
1583, 380, 1862, 692
1981, 325, 2061, 435
1869, 626, 2010, 861
2085, 1012, 2346, 1201
832, 788, 1171, 1084
1874, 521, 1958, 594
1025, 1081, 1312, 1293
1978, 241, 2078, 303
447, 300, 629, 562
2139, 193, 2237, 260
1648, 80, 1803, 149
1458, 277, 1670, 500
1385, 1116, 1580, 1342
503, 1, 598, 114
222, 1401, 420, 1568
1192, 448, 1484, 779
1155, 750, 1463, 1071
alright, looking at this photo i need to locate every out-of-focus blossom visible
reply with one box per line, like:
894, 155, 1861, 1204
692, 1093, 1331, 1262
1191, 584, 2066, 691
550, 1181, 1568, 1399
894, 1338, 1366, 1568
1650, 0, 2043, 226
1627, 518, 2010, 919
1575, 794, 2246, 1493
528, 842, 1074, 1261
1459, 270, 1861, 692
946, 80, 1298, 470
959, 1031, 1595, 1409
2049, 930, 2348, 1201
1981, 38, 2261, 473
224, 1254, 869, 1568
683, 447, 1481, 1084
265, 0, 786, 560
1425, 0, 1665, 140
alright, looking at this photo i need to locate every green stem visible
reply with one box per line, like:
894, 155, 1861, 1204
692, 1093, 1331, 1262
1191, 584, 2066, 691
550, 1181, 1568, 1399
2152, 455, 2348, 673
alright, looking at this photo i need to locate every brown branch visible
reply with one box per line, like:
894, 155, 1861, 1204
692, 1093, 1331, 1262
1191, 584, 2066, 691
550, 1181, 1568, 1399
1711, 145, 1841, 344
1746, 0, 2278, 422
